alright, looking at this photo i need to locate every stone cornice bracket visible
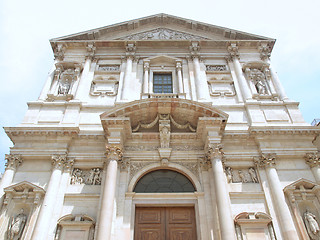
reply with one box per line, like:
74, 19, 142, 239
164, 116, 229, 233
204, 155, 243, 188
254, 153, 276, 168
125, 42, 136, 58
206, 144, 224, 161
86, 42, 96, 60
189, 41, 200, 57
52, 154, 68, 171
105, 145, 123, 162
54, 43, 66, 61
227, 42, 239, 61
305, 152, 320, 168
258, 42, 271, 61
5, 154, 23, 171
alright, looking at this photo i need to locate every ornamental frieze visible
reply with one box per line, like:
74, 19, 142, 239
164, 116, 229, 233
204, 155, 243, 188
70, 168, 102, 185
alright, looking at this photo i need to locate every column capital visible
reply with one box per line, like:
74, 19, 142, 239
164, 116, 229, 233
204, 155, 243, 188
305, 152, 320, 168
206, 144, 224, 160
189, 41, 200, 56
64, 158, 75, 172
175, 61, 182, 70
254, 153, 276, 168
52, 154, 67, 171
125, 42, 136, 58
5, 154, 23, 171
258, 42, 271, 61
227, 43, 239, 60
86, 43, 96, 60
143, 61, 150, 71
105, 145, 123, 162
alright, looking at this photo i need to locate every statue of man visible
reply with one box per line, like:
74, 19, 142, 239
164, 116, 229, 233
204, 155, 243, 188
8, 208, 27, 240
305, 211, 320, 235
249, 167, 258, 183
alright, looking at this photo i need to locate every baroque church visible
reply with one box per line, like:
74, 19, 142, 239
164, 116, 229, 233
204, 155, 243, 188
0, 13, 320, 240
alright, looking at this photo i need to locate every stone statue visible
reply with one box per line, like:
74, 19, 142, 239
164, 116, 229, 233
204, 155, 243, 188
248, 167, 258, 183
255, 79, 267, 95
238, 170, 247, 183
8, 209, 27, 240
225, 167, 233, 183
304, 210, 320, 237
159, 126, 170, 148
58, 78, 71, 95
88, 168, 101, 185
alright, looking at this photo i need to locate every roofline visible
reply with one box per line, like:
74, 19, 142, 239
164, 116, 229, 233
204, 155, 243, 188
50, 13, 275, 42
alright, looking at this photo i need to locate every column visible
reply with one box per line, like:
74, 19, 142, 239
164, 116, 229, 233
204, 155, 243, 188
305, 153, 320, 183
143, 61, 149, 94
265, 60, 288, 101
207, 144, 236, 240
176, 61, 184, 94
227, 43, 252, 101
95, 145, 122, 240
0, 155, 22, 200
255, 154, 299, 240
31, 154, 72, 240
192, 56, 208, 100
121, 43, 135, 100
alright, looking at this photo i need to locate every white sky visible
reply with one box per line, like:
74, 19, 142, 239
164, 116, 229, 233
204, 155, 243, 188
0, 0, 319, 173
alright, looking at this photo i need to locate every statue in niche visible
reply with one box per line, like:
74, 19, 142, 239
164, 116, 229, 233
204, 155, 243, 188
70, 168, 84, 185
8, 209, 27, 240
304, 210, 320, 238
255, 78, 267, 95
225, 167, 233, 183
57, 77, 71, 95
238, 170, 247, 183
88, 168, 101, 185
248, 167, 258, 183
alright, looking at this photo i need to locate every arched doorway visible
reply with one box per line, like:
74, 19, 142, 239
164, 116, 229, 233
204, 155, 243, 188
133, 169, 197, 240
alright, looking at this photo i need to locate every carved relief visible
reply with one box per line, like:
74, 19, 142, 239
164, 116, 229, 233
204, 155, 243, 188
70, 168, 102, 185
7, 208, 27, 240
259, 43, 271, 61
98, 65, 120, 72
173, 161, 199, 179
118, 28, 209, 40
225, 167, 259, 183
86, 43, 96, 60
129, 161, 156, 181
206, 65, 227, 72
159, 115, 171, 148
304, 210, 320, 239
254, 154, 276, 168
227, 43, 239, 60
53, 43, 66, 61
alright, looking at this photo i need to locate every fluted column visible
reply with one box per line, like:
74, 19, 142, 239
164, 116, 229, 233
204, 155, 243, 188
143, 61, 149, 94
96, 145, 123, 240
305, 153, 320, 183
121, 43, 135, 100
227, 43, 252, 101
31, 154, 73, 240
207, 144, 236, 240
176, 61, 184, 94
255, 154, 299, 240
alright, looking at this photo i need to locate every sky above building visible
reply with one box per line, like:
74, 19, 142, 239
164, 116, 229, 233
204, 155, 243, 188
0, 0, 319, 173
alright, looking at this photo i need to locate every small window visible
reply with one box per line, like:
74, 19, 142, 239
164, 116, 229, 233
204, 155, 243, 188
153, 73, 173, 93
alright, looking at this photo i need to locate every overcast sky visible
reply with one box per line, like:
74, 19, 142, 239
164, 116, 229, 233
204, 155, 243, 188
0, 0, 319, 173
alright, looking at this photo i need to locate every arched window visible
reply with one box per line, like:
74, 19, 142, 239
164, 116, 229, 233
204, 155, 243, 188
134, 169, 195, 193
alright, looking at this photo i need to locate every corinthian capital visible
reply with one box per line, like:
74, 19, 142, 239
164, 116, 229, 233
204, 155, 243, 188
105, 145, 123, 161
125, 43, 136, 58
254, 153, 276, 168
206, 144, 224, 160
227, 43, 239, 60
5, 154, 23, 171
305, 152, 320, 168
258, 43, 271, 61
52, 154, 67, 170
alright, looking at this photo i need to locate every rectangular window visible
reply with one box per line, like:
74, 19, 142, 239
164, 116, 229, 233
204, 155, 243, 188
153, 73, 173, 93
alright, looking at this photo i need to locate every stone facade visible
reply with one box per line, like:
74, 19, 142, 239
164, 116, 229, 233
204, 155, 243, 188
0, 13, 320, 240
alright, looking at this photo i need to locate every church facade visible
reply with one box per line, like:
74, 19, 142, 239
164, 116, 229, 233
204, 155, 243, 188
0, 14, 320, 240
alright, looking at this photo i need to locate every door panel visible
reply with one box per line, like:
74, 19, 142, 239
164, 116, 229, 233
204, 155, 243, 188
134, 207, 196, 240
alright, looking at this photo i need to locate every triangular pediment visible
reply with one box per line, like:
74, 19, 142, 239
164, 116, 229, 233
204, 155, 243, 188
4, 181, 45, 194
51, 13, 274, 42
284, 178, 318, 191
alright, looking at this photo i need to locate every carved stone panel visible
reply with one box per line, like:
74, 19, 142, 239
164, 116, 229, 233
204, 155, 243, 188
225, 167, 259, 183
70, 168, 102, 185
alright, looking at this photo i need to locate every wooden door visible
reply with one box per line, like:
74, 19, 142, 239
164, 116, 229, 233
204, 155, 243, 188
134, 207, 196, 240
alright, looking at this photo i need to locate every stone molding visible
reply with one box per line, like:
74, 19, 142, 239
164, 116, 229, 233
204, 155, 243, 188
5, 154, 23, 171
254, 153, 276, 168
305, 153, 320, 168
